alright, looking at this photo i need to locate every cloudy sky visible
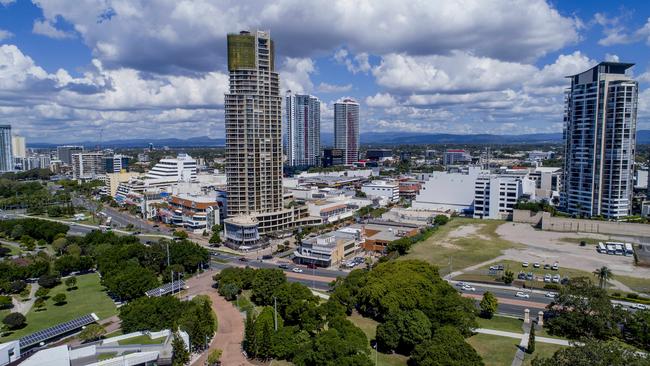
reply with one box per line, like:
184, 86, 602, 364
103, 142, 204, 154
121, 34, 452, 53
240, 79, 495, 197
1, 0, 650, 143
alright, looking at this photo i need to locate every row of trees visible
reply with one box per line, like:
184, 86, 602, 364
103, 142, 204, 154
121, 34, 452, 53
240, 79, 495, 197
214, 267, 374, 365
329, 260, 482, 364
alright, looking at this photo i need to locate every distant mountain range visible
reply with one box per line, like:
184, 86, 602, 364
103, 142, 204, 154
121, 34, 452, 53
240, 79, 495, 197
28, 130, 650, 148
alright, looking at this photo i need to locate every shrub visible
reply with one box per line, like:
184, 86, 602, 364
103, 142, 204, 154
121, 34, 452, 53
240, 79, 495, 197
544, 284, 561, 290
9, 280, 26, 294
38, 274, 61, 289
52, 293, 67, 305
0, 295, 12, 309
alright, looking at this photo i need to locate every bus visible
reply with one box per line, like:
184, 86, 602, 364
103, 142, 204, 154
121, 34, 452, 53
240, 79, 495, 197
597, 242, 606, 253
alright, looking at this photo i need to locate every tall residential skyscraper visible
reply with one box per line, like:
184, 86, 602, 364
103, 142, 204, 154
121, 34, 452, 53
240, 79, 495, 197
561, 62, 638, 219
334, 98, 360, 165
285, 91, 321, 167
11, 135, 25, 159
0, 125, 13, 172
225, 30, 282, 216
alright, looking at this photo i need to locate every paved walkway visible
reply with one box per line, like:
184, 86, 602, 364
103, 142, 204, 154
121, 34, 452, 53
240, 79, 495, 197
12, 283, 39, 315
475, 328, 570, 346
185, 269, 253, 366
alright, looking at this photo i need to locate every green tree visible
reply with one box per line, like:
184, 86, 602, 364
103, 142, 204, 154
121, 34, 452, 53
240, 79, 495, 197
2, 312, 26, 329
377, 309, 432, 354
503, 270, 514, 285
620, 309, 650, 351
527, 325, 535, 354
179, 295, 217, 350
34, 297, 46, 311
593, 266, 613, 289
35, 287, 50, 299
52, 237, 68, 255
251, 269, 286, 306
219, 283, 240, 301
531, 339, 649, 366
52, 293, 67, 305
172, 230, 188, 239
545, 277, 618, 340
408, 326, 484, 366
209, 231, 221, 245
79, 324, 106, 342
103, 264, 159, 301
479, 292, 498, 319
38, 274, 61, 289
65, 276, 77, 290
172, 331, 190, 366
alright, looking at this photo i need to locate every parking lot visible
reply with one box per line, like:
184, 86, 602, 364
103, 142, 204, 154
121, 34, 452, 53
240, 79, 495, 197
496, 222, 650, 279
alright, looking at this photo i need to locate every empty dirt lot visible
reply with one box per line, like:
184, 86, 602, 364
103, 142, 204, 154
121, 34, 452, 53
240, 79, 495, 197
496, 222, 650, 279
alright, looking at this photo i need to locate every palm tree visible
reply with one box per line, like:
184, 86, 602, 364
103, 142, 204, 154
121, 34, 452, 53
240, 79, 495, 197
593, 266, 614, 289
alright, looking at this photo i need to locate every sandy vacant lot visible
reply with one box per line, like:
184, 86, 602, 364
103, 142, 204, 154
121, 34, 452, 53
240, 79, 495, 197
496, 222, 650, 279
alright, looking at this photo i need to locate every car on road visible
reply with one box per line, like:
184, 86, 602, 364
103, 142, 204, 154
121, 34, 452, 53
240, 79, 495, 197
262, 254, 273, 260
278, 263, 289, 269
515, 291, 530, 299
153, 224, 159, 228
545, 292, 558, 298
522, 262, 529, 267
456, 282, 466, 287
630, 303, 647, 310
238, 257, 249, 262
461, 285, 476, 291
533, 262, 540, 268
292, 267, 304, 273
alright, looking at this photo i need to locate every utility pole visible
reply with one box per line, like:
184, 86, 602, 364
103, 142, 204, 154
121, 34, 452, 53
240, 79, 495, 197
274, 296, 278, 331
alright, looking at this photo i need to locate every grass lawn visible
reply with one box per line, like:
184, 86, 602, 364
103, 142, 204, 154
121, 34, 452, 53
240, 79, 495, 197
348, 312, 409, 366
270, 361, 295, 366
467, 333, 519, 366
613, 274, 650, 294
117, 334, 166, 345
476, 315, 523, 334
522, 342, 566, 366
401, 218, 520, 275
0, 273, 117, 342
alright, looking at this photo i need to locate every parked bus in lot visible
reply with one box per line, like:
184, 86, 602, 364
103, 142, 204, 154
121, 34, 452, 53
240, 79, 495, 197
625, 243, 634, 256
597, 242, 606, 253
606, 244, 616, 255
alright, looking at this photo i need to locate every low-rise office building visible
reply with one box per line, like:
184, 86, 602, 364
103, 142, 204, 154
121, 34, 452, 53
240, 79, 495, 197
350, 221, 420, 252
443, 149, 471, 166
361, 180, 400, 203
294, 227, 363, 267
159, 193, 222, 232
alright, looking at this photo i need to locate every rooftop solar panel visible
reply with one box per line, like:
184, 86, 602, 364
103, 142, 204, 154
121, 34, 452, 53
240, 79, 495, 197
19, 313, 98, 348
145, 280, 186, 297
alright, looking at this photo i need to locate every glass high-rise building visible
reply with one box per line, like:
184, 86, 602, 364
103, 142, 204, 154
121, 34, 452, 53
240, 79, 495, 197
561, 62, 638, 219
225, 30, 283, 217
285, 91, 320, 167
0, 125, 13, 172
334, 98, 360, 165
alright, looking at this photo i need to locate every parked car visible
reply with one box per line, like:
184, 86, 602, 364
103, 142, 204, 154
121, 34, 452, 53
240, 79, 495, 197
292, 267, 304, 273
515, 292, 530, 299
522, 262, 529, 267
544, 264, 550, 270
552, 274, 561, 283
544, 274, 552, 283
552, 262, 559, 270
533, 262, 540, 268
239, 257, 249, 262
526, 272, 534, 281
456, 282, 466, 287
497, 264, 504, 271
517, 272, 526, 280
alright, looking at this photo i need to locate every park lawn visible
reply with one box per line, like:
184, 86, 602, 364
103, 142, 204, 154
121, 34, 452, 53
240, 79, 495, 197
476, 315, 523, 334
401, 218, 520, 275
117, 334, 166, 345
466, 333, 519, 366
348, 312, 408, 366
0, 273, 117, 342
614, 274, 650, 294
522, 342, 566, 366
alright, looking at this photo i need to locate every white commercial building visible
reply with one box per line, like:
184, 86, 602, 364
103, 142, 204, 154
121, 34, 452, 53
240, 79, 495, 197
473, 174, 536, 219
635, 166, 648, 189
412, 167, 485, 213
361, 180, 400, 203
145, 153, 197, 182
71, 152, 104, 180
443, 149, 471, 166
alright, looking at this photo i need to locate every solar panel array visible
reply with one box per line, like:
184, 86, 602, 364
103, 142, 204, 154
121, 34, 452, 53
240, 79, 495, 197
20, 313, 98, 348
145, 280, 186, 297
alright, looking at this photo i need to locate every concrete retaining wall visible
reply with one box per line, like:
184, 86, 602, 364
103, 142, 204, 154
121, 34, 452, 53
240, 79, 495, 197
513, 209, 650, 237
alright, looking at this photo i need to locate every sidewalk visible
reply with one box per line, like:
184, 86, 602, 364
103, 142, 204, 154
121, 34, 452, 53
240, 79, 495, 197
475, 328, 570, 346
